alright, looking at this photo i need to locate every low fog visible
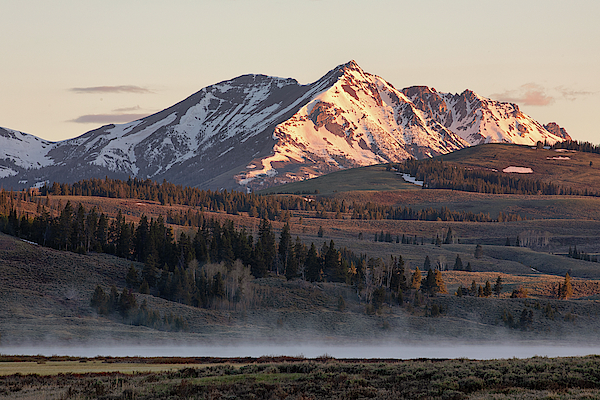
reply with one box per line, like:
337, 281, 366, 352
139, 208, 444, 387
2, 341, 600, 360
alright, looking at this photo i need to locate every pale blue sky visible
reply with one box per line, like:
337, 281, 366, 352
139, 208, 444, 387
2, 0, 598, 143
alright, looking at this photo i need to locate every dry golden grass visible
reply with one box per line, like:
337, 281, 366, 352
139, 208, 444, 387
441, 271, 600, 299
0, 361, 222, 376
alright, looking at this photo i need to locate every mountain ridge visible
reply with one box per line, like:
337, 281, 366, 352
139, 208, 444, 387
0, 61, 570, 190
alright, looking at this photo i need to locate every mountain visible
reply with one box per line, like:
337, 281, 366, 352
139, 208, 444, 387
0, 61, 570, 191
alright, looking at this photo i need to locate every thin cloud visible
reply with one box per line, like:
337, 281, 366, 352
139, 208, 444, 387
70, 85, 153, 94
70, 113, 150, 124
556, 86, 596, 101
112, 105, 144, 112
491, 83, 554, 106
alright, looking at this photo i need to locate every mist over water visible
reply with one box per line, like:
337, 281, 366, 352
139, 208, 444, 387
2, 342, 600, 359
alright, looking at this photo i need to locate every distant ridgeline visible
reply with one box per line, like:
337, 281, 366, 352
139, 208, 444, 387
35, 177, 521, 223
392, 158, 599, 197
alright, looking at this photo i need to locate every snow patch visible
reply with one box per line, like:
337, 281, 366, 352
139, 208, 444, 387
401, 173, 424, 186
503, 166, 533, 173
547, 156, 571, 160
0, 127, 55, 169
31, 180, 49, 189
91, 113, 177, 174
218, 147, 234, 157
0, 166, 18, 178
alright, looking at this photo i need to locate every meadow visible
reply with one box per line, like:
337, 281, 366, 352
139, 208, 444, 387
4, 355, 600, 399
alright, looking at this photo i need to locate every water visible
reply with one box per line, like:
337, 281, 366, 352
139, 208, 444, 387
2, 342, 600, 359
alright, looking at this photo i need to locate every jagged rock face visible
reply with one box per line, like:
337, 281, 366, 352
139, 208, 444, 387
544, 122, 572, 141
400, 87, 562, 147
0, 61, 569, 190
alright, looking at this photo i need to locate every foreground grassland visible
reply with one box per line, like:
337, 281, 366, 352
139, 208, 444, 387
3, 355, 600, 399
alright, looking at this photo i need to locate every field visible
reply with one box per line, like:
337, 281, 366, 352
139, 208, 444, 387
4, 355, 600, 399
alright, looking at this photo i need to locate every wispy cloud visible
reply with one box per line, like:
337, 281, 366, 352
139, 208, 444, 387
70, 85, 153, 94
70, 113, 150, 124
491, 83, 554, 106
556, 86, 596, 101
111, 105, 144, 112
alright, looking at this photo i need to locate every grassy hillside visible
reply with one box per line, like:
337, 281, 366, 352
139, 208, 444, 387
260, 143, 600, 196
437, 143, 600, 192
259, 164, 419, 195
2, 231, 600, 346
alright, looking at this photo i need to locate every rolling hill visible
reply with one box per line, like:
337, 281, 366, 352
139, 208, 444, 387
261, 143, 600, 196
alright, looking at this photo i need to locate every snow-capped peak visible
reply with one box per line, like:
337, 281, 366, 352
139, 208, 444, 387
0, 61, 570, 190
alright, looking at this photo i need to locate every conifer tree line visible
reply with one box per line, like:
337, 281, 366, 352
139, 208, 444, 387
0, 197, 375, 308
567, 246, 599, 263
28, 176, 524, 224
551, 139, 600, 155
0, 194, 458, 313
393, 159, 599, 197
455, 279, 497, 298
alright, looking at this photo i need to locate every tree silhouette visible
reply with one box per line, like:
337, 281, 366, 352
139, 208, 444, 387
493, 276, 503, 297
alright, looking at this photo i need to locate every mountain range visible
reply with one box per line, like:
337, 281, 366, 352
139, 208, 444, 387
0, 61, 570, 191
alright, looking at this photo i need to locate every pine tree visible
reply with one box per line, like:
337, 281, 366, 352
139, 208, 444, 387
305, 243, 321, 282
142, 252, 160, 288
258, 218, 276, 273
108, 285, 120, 312
453, 254, 463, 271
560, 273, 574, 299
134, 215, 150, 262
58, 201, 73, 250
285, 245, 298, 281
423, 255, 431, 270
139, 279, 150, 294
90, 285, 108, 314
126, 263, 140, 288
278, 222, 292, 276
444, 227, 453, 244
470, 280, 477, 296
434, 270, 448, 294
410, 267, 422, 290
323, 240, 342, 282
493, 276, 503, 297
119, 288, 137, 318
422, 268, 435, 295
483, 280, 492, 297
474, 244, 483, 259
337, 295, 346, 312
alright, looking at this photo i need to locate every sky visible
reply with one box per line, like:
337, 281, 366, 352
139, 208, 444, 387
2, 0, 599, 144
